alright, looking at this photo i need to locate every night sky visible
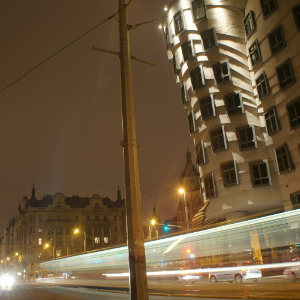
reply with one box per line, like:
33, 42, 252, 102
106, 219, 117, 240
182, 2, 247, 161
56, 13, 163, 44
0, 0, 194, 234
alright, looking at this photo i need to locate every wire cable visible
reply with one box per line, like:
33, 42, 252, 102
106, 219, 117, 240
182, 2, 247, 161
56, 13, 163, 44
0, 0, 134, 95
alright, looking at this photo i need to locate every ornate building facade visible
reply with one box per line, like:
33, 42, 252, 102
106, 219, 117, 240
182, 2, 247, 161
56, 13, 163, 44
177, 150, 203, 230
0, 185, 126, 280
163, 0, 300, 221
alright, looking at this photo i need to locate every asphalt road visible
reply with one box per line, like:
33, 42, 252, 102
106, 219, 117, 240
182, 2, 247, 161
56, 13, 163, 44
1, 280, 300, 300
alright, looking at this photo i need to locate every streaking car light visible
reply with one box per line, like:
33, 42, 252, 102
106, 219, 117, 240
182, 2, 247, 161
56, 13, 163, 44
103, 261, 300, 278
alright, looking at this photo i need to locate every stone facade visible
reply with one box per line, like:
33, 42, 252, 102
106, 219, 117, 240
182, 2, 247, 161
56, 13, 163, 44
163, 0, 300, 221
0, 186, 126, 280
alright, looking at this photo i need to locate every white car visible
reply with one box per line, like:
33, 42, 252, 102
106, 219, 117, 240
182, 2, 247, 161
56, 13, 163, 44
283, 266, 300, 281
209, 261, 262, 284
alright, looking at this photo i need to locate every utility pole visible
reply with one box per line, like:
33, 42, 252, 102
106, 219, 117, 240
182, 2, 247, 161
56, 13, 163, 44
118, 0, 149, 299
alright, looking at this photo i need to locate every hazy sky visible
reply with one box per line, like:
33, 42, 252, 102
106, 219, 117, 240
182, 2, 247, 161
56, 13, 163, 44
0, 0, 194, 234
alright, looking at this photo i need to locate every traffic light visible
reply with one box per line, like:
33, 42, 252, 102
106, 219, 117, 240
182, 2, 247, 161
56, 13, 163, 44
163, 221, 170, 232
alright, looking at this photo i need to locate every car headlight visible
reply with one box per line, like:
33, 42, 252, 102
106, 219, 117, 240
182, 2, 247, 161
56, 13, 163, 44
0, 274, 15, 289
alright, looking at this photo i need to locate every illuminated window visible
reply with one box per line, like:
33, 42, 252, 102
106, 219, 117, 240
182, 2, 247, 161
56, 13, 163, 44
221, 161, 238, 187
200, 95, 215, 120
287, 97, 300, 129
95, 237, 101, 244
244, 11, 255, 37
293, 4, 300, 30
225, 93, 243, 116
237, 125, 257, 150
196, 141, 207, 165
174, 11, 184, 35
211, 126, 227, 152
264, 107, 280, 135
190, 66, 205, 90
188, 111, 197, 134
201, 28, 217, 50
276, 59, 295, 90
38, 238, 42, 246
204, 173, 216, 198
38, 227, 43, 233
275, 144, 294, 174
192, 0, 206, 22
256, 72, 269, 100
291, 191, 300, 209
182, 40, 195, 61
260, 0, 277, 17
104, 237, 109, 244
249, 40, 261, 67
213, 61, 231, 84
250, 160, 270, 186
268, 25, 286, 54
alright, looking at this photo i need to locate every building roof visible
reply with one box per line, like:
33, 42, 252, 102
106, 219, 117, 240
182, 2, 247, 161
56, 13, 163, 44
181, 150, 199, 178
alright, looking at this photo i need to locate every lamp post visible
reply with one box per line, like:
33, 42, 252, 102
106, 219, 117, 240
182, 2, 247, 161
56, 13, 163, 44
74, 228, 86, 252
149, 219, 158, 241
179, 188, 189, 230
44, 243, 55, 259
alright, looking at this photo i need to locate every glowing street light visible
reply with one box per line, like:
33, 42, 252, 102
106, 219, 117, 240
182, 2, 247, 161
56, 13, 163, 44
74, 228, 86, 252
179, 188, 189, 230
44, 243, 55, 259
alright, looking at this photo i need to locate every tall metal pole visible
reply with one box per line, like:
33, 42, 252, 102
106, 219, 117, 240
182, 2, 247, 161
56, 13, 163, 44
118, 1, 149, 299
183, 192, 189, 230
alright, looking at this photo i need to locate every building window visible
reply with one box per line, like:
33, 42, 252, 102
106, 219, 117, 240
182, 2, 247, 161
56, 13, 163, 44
196, 141, 207, 165
213, 61, 231, 84
66, 216, 70, 221
29, 226, 35, 233
188, 111, 197, 134
268, 25, 286, 54
225, 93, 243, 116
165, 26, 170, 46
190, 66, 205, 90
95, 237, 101, 244
275, 144, 294, 174
86, 215, 90, 221
211, 126, 227, 152
293, 4, 300, 30
256, 72, 269, 100
95, 215, 99, 221
260, 0, 277, 17
287, 98, 300, 129
221, 161, 238, 187
264, 107, 280, 135
244, 11, 255, 37
192, 0, 206, 22
182, 40, 195, 61
181, 84, 189, 105
204, 173, 216, 198
250, 160, 270, 186
104, 237, 109, 244
237, 125, 257, 150
94, 203, 99, 209
75, 216, 79, 222
38, 238, 42, 246
66, 226, 71, 235
38, 227, 43, 233
30, 216, 34, 222
200, 28, 217, 50
276, 59, 295, 90
249, 40, 261, 67
200, 95, 216, 120
291, 191, 300, 209
48, 226, 53, 235
172, 56, 180, 76
174, 11, 184, 35
38, 216, 42, 222
57, 216, 61, 221
56, 226, 63, 235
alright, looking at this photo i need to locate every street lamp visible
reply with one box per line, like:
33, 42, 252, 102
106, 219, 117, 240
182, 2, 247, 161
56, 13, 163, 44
149, 219, 158, 241
179, 188, 189, 230
44, 243, 55, 259
74, 228, 86, 252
